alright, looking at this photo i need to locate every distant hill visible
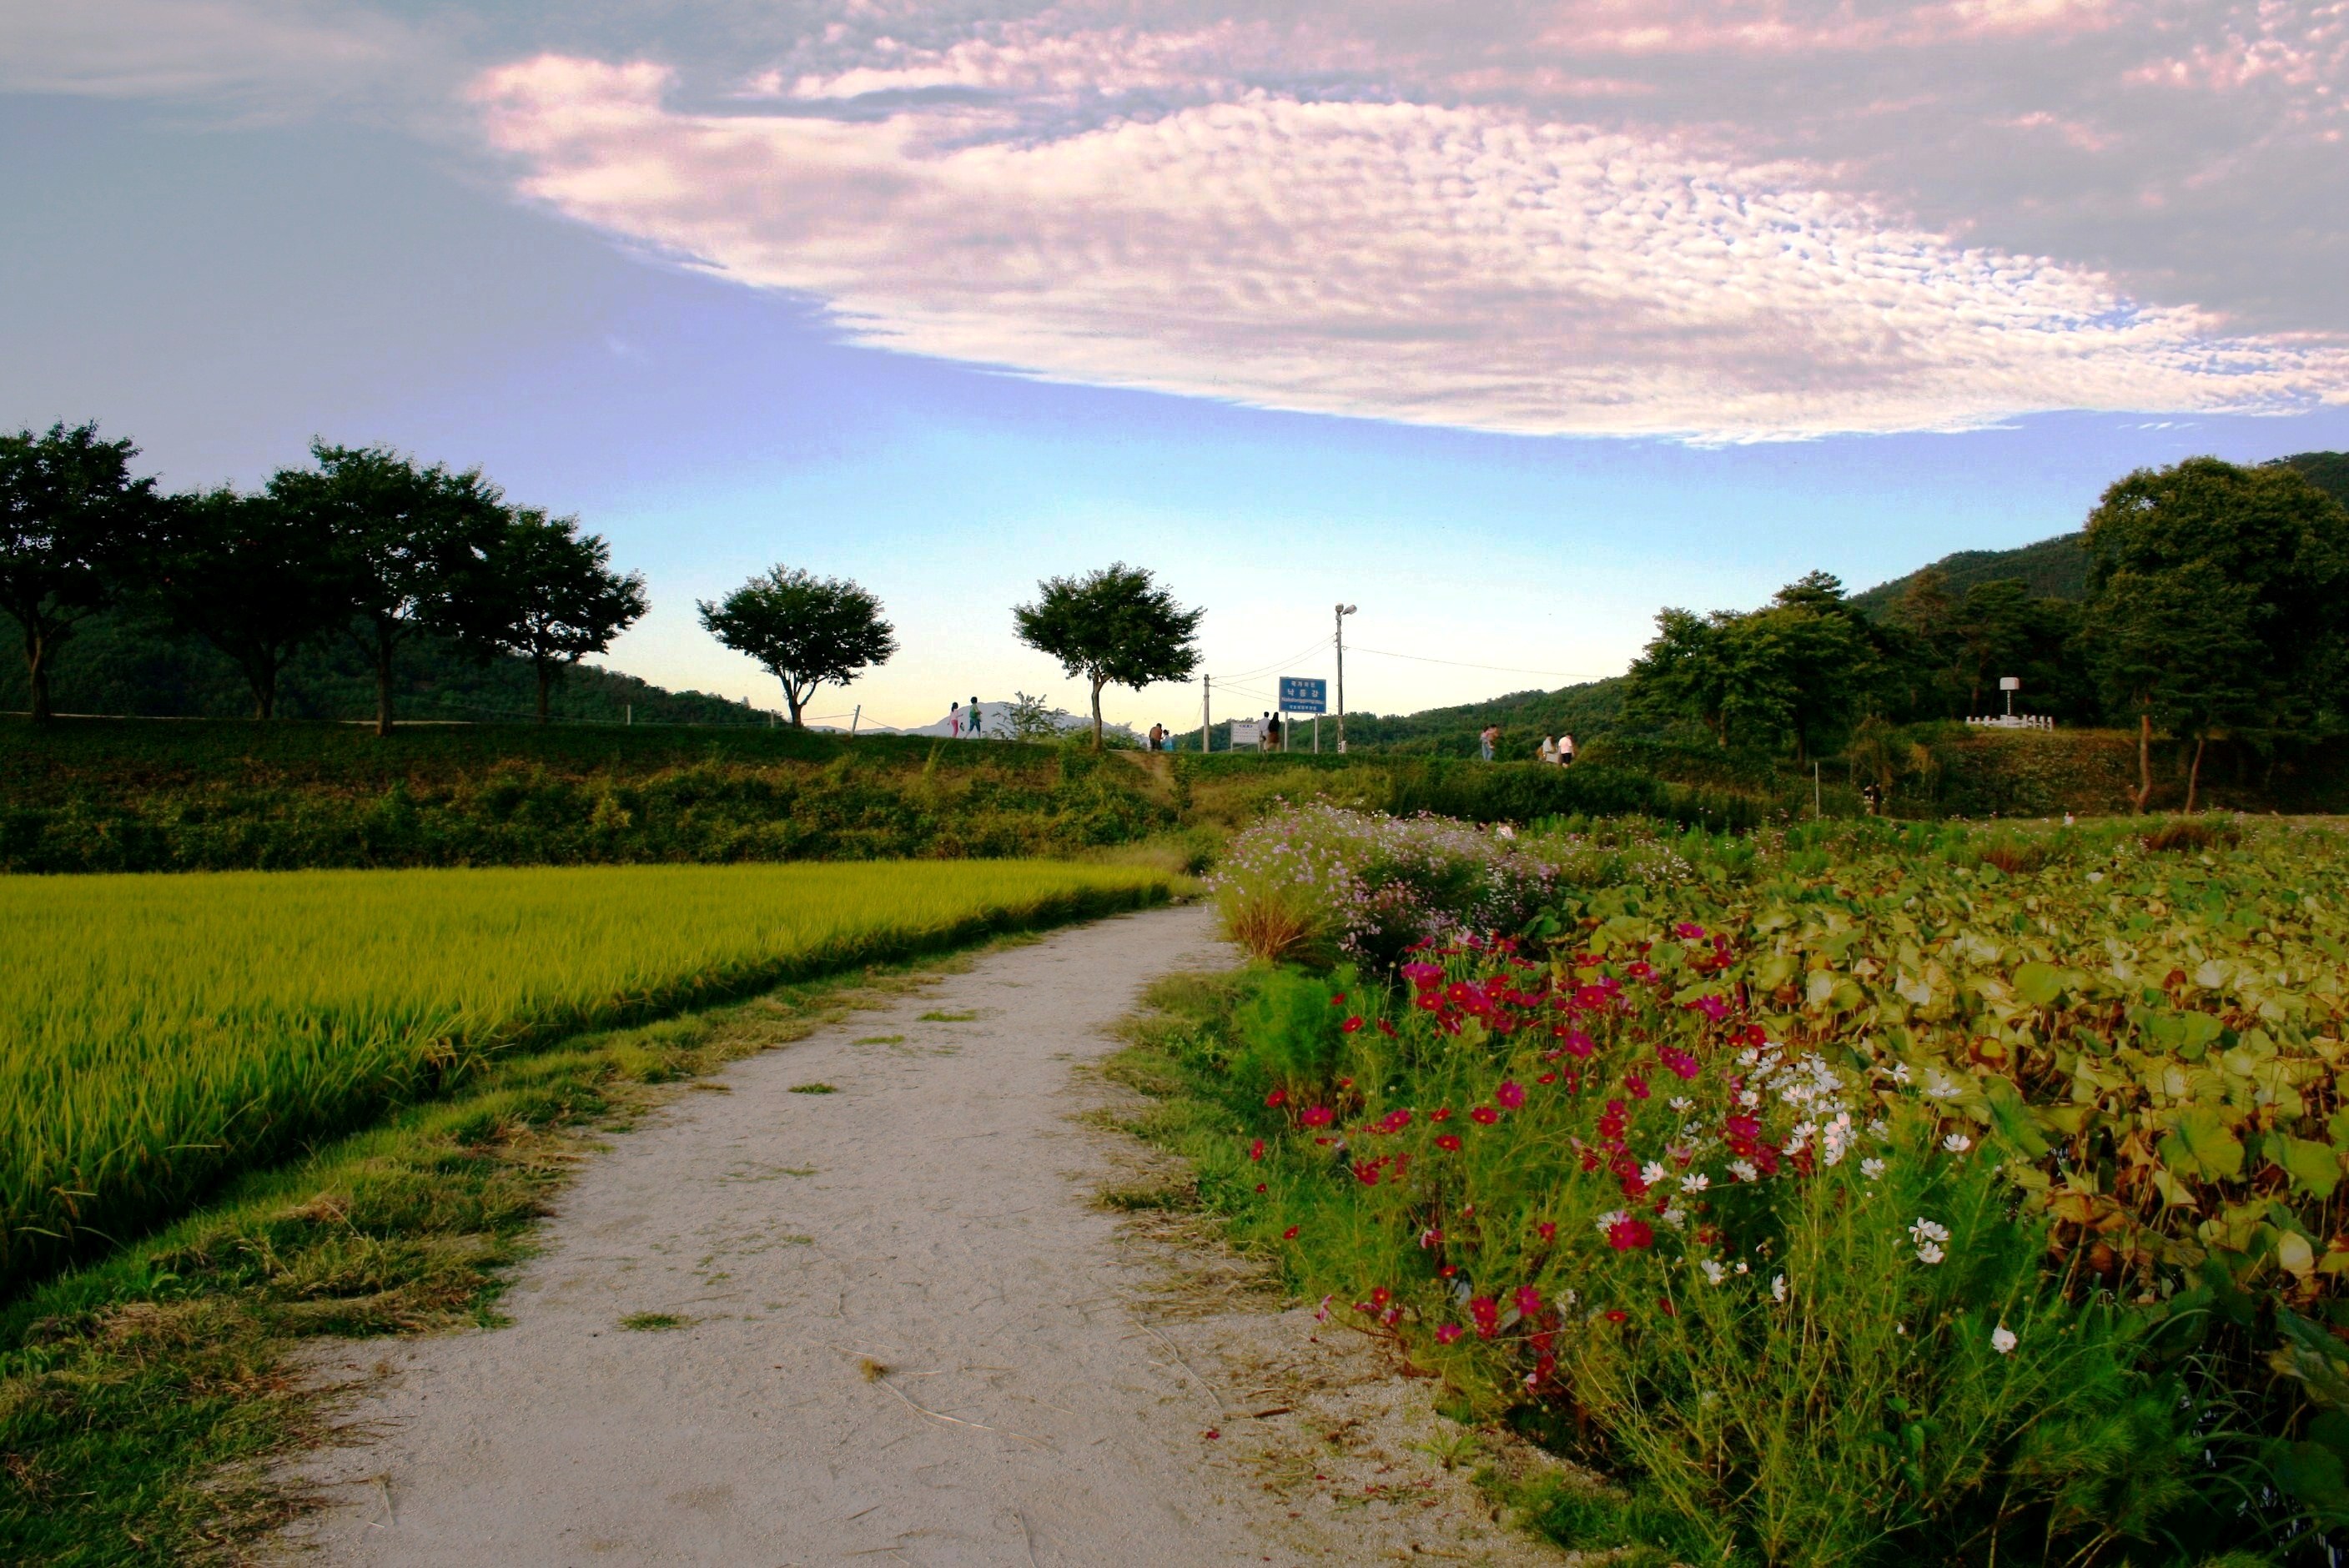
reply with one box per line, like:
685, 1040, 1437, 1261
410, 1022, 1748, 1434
1848, 533, 2089, 619
1845, 450, 2346, 621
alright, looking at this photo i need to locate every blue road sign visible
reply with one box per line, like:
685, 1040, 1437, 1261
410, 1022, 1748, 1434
1279, 676, 1328, 714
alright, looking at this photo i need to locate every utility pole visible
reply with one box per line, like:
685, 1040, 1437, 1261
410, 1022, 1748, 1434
1335, 603, 1356, 755
1201, 674, 1211, 755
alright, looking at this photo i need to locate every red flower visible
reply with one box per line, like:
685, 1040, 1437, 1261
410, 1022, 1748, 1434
1265, 1088, 1288, 1108
1562, 1028, 1596, 1059
1603, 1309, 1629, 1324
1341, 1016, 1365, 1033
1330, 992, 1347, 1006
1255, 1183, 1268, 1194
1248, 1138, 1266, 1162
1496, 1080, 1527, 1110
1353, 1161, 1381, 1186
1625, 1073, 1651, 1100
1469, 1296, 1500, 1339
1371, 1286, 1392, 1307
1536, 1221, 1557, 1242
1431, 1107, 1454, 1123
1376, 1019, 1398, 1038
1281, 1226, 1300, 1239
1470, 1106, 1500, 1126
1606, 1217, 1655, 1251
1300, 1106, 1335, 1128
1436, 1324, 1464, 1344
1435, 1133, 1463, 1152
1515, 1284, 1545, 1319
1537, 1071, 1558, 1086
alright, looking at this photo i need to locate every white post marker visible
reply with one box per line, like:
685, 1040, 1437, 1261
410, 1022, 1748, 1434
1335, 604, 1356, 755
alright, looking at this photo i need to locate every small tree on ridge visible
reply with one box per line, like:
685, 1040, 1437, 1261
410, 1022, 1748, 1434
698, 565, 895, 727
1013, 562, 1201, 750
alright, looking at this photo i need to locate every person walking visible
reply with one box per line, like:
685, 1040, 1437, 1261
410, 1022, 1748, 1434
948, 701, 963, 739
1559, 732, 1576, 767
970, 697, 983, 738
1479, 723, 1499, 761
1265, 711, 1284, 751
1538, 735, 1558, 766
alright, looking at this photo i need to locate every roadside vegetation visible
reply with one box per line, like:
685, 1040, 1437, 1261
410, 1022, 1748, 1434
1109, 804, 2349, 1565
0, 860, 1171, 1293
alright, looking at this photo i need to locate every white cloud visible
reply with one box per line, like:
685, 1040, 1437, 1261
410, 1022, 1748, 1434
0, 0, 428, 115
474, 49, 2348, 441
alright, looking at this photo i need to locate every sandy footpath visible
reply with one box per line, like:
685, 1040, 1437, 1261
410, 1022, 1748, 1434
281, 904, 1565, 1567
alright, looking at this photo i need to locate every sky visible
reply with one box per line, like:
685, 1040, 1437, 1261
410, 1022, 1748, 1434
4, 1, 2346, 731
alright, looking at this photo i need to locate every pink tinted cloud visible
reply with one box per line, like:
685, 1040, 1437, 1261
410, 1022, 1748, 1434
475, 52, 2346, 440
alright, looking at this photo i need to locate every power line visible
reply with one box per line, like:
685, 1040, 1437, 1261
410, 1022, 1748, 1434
1210, 635, 1334, 684
1346, 644, 1604, 682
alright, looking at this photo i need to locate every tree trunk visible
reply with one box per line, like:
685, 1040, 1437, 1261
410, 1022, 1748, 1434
2132, 709, 2153, 815
1089, 676, 1106, 751
237, 649, 280, 720
24, 623, 53, 723
781, 676, 805, 728
2186, 733, 2206, 815
536, 658, 552, 725
373, 621, 396, 738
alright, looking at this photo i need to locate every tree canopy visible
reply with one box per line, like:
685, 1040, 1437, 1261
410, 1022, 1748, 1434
450, 509, 648, 722
148, 487, 346, 719
1013, 562, 1202, 749
267, 442, 511, 736
0, 423, 163, 721
697, 566, 896, 727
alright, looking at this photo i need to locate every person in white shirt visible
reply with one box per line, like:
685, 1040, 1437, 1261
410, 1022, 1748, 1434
1559, 733, 1576, 766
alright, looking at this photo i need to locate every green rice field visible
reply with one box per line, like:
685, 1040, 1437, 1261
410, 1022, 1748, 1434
0, 860, 1169, 1291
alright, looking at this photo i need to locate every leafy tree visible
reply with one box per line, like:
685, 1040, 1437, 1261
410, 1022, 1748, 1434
697, 565, 895, 727
148, 487, 345, 719
1012, 562, 1203, 750
1625, 607, 1734, 744
0, 422, 163, 721
2085, 565, 2264, 813
268, 442, 510, 736
2085, 457, 2349, 806
1003, 690, 1064, 743
453, 509, 648, 723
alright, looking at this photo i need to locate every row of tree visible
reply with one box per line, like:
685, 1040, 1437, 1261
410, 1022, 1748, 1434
694, 560, 1202, 747
3, 424, 646, 732
1623, 456, 2349, 811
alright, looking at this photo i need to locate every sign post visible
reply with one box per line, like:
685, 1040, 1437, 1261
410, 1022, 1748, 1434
1280, 678, 1327, 759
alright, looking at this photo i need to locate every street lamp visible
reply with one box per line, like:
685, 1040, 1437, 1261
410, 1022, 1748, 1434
1335, 604, 1356, 754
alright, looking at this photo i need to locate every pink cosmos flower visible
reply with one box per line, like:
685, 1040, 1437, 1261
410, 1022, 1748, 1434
1536, 1221, 1557, 1242
1300, 1106, 1335, 1128
1625, 1074, 1651, 1100
1515, 1284, 1544, 1319
1607, 1217, 1655, 1251
1436, 1324, 1464, 1344
1496, 1081, 1527, 1110
1469, 1296, 1500, 1338
1265, 1088, 1288, 1108
1675, 922, 1707, 940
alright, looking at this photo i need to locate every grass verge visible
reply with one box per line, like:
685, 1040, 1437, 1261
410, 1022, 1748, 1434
0, 927, 1083, 1565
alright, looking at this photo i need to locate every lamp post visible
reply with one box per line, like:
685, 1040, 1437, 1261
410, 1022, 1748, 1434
1335, 603, 1356, 754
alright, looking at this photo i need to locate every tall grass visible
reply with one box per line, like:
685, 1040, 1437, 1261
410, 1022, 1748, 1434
0, 860, 1168, 1289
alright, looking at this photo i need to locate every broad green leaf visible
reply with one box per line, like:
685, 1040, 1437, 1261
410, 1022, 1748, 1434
2160, 1104, 2245, 1180
2269, 1133, 2343, 1199
2012, 962, 2062, 1008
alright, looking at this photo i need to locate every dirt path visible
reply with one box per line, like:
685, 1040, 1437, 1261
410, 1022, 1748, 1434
284, 906, 1563, 1567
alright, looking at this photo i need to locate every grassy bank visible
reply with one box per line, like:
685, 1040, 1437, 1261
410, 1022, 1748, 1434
2, 860, 1171, 1292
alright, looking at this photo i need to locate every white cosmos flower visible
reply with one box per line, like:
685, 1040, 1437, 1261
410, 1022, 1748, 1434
1908, 1219, 1951, 1247
1661, 1205, 1688, 1230
1670, 1096, 1693, 1113
1891, 1063, 1912, 1083
1861, 1157, 1888, 1181
1595, 1209, 1628, 1235
1729, 1158, 1760, 1183
1868, 1118, 1891, 1143
1680, 1173, 1711, 1194
1915, 1241, 1946, 1265
1738, 1089, 1762, 1108
1992, 1324, 2018, 1354
1771, 1274, 1788, 1303
1734, 1260, 1750, 1274
1943, 1133, 1973, 1153
1641, 1161, 1669, 1187
1700, 1259, 1727, 1285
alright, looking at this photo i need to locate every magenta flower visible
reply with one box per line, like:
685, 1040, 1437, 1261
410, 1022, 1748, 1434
1496, 1080, 1527, 1110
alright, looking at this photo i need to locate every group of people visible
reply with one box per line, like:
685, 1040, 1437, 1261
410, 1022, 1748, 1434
946, 698, 984, 738
1476, 723, 1575, 765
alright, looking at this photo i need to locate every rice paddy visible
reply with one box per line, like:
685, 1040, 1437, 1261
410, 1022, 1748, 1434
0, 859, 1169, 1290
